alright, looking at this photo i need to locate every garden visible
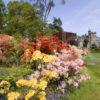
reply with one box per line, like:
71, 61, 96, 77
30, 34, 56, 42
0, 0, 100, 100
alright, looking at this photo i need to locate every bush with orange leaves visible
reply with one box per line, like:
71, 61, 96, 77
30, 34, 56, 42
36, 36, 71, 54
20, 36, 70, 63
21, 48, 35, 63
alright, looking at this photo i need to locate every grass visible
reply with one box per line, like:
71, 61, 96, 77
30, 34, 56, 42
67, 52, 100, 100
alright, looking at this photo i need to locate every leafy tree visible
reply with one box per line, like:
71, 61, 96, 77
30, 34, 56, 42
0, 0, 6, 33
49, 17, 63, 32
4, 1, 44, 40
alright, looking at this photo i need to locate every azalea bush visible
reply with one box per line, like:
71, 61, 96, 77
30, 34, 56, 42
20, 36, 70, 63
29, 47, 89, 93
1, 37, 36, 66
6, 70, 57, 100
0, 34, 90, 100
36, 36, 70, 54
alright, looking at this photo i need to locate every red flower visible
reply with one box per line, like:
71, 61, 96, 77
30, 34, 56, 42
36, 36, 71, 54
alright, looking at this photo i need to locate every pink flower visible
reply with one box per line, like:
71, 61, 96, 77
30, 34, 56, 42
23, 38, 29, 44
75, 59, 84, 67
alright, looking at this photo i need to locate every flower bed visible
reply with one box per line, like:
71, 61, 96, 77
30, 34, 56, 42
0, 35, 89, 100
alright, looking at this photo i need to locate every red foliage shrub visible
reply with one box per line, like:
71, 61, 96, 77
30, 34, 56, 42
0, 34, 14, 60
18, 38, 36, 50
19, 38, 36, 62
36, 36, 71, 54
21, 48, 35, 63
0, 34, 13, 47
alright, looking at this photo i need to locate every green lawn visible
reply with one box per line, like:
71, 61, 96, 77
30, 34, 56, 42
67, 52, 100, 100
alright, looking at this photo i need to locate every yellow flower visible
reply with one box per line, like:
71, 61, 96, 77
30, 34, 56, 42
7, 92, 20, 100
45, 70, 57, 79
31, 50, 43, 61
38, 79, 48, 90
16, 79, 30, 87
43, 55, 56, 63
38, 91, 46, 100
16, 78, 37, 88
25, 90, 35, 100
29, 78, 37, 88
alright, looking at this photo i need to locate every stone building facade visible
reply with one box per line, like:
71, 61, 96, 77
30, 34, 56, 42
78, 30, 100, 48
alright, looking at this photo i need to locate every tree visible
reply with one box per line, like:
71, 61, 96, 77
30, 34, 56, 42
33, 0, 65, 22
0, 0, 6, 33
4, 1, 44, 40
49, 17, 63, 32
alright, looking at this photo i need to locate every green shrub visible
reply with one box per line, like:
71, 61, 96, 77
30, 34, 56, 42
0, 67, 33, 82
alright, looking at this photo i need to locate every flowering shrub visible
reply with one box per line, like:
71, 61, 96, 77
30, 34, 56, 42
0, 80, 10, 94
29, 47, 89, 93
31, 50, 56, 63
0, 34, 13, 62
7, 70, 57, 100
18, 38, 36, 50
7, 92, 20, 100
2, 46, 89, 100
36, 36, 70, 54
21, 48, 35, 63
0, 35, 89, 99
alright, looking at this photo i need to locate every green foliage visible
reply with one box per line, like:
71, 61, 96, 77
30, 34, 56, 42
0, 1, 65, 37
0, 0, 6, 32
0, 66, 33, 82
49, 17, 63, 32
90, 44, 100, 52
3, 1, 44, 40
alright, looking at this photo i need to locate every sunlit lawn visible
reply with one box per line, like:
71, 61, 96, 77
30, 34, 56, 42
66, 52, 100, 100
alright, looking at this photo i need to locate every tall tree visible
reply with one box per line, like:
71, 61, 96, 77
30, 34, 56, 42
33, 0, 65, 22
4, 1, 44, 39
49, 17, 63, 32
0, 0, 6, 33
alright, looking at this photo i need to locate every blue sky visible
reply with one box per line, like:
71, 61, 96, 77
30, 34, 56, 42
49, 0, 100, 36
3, 0, 100, 36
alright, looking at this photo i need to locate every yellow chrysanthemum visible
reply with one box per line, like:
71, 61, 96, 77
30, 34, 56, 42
31, 50, 43, 61
45, 70, 57, 79
38, 79, 48, 90
38, 91, 46, 100
43, 55, 56, 63
7, 92, 20, 100
25, 90, 35, 100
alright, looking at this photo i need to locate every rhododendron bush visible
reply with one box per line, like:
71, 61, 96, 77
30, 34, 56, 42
36, 36, 70, 54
